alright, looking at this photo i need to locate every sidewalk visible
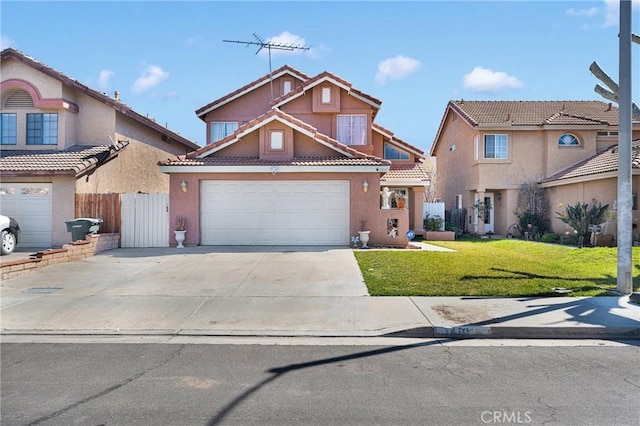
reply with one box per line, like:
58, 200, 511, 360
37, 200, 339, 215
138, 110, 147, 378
1, 246, 639, 340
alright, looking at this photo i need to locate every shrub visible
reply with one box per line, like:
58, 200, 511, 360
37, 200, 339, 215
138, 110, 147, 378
541, 232, 559, 243
556, 202, 608, 240
424, 214, 445, 231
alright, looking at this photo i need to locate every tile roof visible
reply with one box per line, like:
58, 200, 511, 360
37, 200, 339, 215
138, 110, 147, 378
195, 65, 311, 118
1, 48, 199, 150
449, 100, 619, 127
185, 108, 390, 165
542, 139, 640, 184
160, 156, 387, 167
381, 163, 430, 183
372, 123, 425, 157
0, 142, 129, 177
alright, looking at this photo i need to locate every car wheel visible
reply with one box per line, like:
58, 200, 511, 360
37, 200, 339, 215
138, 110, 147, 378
1, 230, 16, 255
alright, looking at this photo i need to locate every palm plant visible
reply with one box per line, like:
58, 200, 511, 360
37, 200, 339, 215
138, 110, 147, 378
556, 202, 608, 242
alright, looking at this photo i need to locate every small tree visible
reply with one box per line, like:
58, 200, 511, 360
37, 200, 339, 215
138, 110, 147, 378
514, 181, 549, 236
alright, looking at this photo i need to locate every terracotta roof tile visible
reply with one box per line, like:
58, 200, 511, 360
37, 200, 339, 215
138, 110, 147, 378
0, 142, 128, 176
195, 65, 311, 117
381, 163, 430, 183
542, 139, 640, 183
161, 156, 387, 167
450, 100, 619, 126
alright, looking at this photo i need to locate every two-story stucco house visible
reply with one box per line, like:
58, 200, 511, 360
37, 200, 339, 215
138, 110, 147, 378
160, 66, 430, 247
0, 48, 199, 248
431, 100, 640, 236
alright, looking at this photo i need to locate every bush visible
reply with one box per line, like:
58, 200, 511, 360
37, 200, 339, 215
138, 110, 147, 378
424, 214, 445, 231
541, 232, 559, 243
518, 211, 549, 236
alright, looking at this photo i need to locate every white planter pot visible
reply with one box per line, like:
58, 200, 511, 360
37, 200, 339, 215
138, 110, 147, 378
174, 230, 186, 248
358, 230, 371, 249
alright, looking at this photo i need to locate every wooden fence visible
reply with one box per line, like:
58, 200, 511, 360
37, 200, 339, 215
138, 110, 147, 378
75, 193, 121, 234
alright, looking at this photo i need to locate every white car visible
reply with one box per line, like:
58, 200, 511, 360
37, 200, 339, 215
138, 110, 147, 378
0, 214, 21, 255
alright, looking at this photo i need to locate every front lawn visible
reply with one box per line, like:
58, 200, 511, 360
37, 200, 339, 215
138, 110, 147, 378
354, 239, 640, 297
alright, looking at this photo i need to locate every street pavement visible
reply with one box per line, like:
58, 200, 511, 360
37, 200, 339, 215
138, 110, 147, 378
1, 245, 639, 340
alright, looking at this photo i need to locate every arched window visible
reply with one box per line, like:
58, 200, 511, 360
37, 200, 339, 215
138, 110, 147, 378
558, 133, 580, 146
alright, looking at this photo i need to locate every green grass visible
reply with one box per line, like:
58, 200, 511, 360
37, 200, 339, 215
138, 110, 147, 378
354, 239, 640, 297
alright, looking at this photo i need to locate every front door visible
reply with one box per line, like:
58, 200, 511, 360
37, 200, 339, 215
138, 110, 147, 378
483, 194, 494, 233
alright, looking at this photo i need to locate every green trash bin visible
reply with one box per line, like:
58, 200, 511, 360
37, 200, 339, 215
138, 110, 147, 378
65, 218, 103, 242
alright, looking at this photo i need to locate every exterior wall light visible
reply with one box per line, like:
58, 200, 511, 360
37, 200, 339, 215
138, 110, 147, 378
180, 180, 188, 192
497, 193, 501, 201
363, 180, 369, 193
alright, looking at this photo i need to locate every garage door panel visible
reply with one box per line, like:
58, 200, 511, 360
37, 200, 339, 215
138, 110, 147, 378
0, 183, 53, 247
201, 180, 349, 245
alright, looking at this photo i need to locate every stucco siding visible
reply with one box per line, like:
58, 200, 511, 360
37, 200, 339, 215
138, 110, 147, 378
1, 59, 64, 99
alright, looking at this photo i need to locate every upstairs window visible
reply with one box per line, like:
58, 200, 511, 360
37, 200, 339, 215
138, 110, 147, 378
270, 130, 284, 150
27, 113, 58, 145
283, 80, 292, 95
1, 113, 17, 145
337, 115, 366, 146
484, 134, 507, 159
321, 87, 331, 104
384, 142, 409, 160
558, 133, 580, 146
210, 122, 238, 143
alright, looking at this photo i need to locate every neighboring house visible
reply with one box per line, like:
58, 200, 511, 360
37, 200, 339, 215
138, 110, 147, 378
0, 48, 199, 248
160, 66, 430, 246
430, 100, 640, 235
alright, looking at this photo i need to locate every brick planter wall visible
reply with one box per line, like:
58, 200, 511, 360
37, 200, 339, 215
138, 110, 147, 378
0, 233, 120, 281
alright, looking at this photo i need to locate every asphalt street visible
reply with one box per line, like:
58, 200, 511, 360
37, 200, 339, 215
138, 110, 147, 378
2, 340, 639, 426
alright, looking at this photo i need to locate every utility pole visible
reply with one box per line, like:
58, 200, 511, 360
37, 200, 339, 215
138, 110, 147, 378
223, 33, 310, 102
617, 0, 633, 295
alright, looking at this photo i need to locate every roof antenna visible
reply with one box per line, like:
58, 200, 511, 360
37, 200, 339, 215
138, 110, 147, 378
223, 33, 310, 102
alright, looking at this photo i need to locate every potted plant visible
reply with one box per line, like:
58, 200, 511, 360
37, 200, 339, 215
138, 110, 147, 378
174, 215, 187, 248
395, 194, 407, 209
357, 218, 371, 249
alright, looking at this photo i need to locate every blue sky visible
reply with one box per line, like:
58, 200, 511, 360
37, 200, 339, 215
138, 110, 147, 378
2, 1, 638, 154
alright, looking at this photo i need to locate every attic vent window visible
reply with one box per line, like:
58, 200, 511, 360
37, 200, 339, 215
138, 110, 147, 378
4, 90, 34, 108
283, 80, 292, 95
321, 87, 331, 104
558, 133, 579, 146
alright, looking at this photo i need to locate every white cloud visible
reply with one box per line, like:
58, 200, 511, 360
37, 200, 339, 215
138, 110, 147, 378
375, 55, 420, 85
1, 35, 16, 50
258, 31, 309, 58
132, 64, 169, 94
603, 0, 639, 28
97, 70, 115, 90
566, 7, 599, 18
462, 66, 524, 93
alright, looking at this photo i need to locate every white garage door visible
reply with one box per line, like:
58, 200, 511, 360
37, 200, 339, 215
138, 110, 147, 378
201, 180, 350, 245
0, 183, 53, 247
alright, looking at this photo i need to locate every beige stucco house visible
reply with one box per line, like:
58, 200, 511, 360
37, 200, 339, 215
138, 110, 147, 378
160, 66, 430, 247
0, 48, 199, 248
431, 100, 640, 236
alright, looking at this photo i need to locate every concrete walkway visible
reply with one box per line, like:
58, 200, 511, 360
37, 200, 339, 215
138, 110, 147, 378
1, 246, 638, 340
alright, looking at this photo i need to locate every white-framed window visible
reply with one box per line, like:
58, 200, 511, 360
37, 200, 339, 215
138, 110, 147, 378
337, 115, 367, 145
558, 133, 580, 146
210, 122, 238, 142
269, 130, 284, 150
321, 87, 331, 104
27, 113, 58, 145
455, 194, 463, 209
484, 134, 507, 159
473, 135, 478, 160
384, 142, 409, 160
1, 113, 17, 145
283, 80, 292, 95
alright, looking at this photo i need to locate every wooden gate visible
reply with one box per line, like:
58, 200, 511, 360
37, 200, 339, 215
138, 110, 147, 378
120, 193, 169, 247
75, 193, 121, 234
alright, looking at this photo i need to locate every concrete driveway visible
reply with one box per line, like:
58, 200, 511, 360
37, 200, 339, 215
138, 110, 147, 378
1, 246, 430, 337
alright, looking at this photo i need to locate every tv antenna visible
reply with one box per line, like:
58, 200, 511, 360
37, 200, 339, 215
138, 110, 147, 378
223, 33, 310, 101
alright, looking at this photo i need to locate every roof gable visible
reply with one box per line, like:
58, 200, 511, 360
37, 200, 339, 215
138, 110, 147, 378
372, 123, 425, 158
0, 48, 199, 151
188, 108, 388, 164
195, 65, 311, 118
271, 70, 382, 113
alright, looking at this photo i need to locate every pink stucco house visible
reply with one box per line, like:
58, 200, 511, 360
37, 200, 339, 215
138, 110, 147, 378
0, 48, 199, 248
431, 100, 640, 237
160, 66, 430, 246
